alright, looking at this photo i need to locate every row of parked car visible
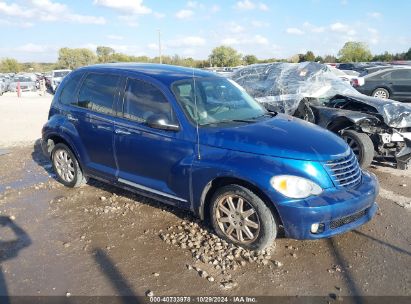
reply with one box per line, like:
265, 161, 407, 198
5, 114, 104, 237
0, 69, 72, 95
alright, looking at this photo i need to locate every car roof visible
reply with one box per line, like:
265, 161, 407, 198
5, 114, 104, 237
76, 63, 220, 86
366, 66, 411, 77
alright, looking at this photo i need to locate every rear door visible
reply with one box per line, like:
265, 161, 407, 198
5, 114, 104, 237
389, 70, 411, 100
113, 77, 195, 206
71, 72, 121, 179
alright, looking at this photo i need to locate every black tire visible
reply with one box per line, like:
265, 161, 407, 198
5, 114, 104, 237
51, 143, 86, 188
372, 88, 390, 99
210, 184, 277, 251
341, 130, 374, 168
294, 100, 315, 123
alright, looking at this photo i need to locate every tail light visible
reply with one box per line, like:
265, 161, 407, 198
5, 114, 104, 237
350, 79, 359, 87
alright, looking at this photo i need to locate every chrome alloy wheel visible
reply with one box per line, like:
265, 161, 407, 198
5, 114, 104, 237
373, 89, 388, 99
215, 195, 260, 244
54, 149, 75, 183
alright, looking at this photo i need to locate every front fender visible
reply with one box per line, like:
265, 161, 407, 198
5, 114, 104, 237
192, 145, 333, 219
314, 107, 381, 131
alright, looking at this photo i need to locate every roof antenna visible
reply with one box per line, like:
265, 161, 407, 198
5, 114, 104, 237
192, 67, 201, 160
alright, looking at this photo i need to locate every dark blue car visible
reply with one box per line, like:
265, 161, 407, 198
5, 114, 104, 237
41, 63, 379, 250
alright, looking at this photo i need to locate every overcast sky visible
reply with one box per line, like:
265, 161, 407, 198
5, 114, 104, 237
0, 0, 410, 62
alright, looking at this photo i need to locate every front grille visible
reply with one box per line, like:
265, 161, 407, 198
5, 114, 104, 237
330, 209, 367, 229
325, 151, 362, 188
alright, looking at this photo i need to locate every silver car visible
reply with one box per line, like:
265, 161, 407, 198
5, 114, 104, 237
0, 78, 6, 95
8, 75, 37, 92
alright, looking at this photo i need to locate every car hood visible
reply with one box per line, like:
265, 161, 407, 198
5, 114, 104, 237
199, 114, 349, 162
343, 94, 411, 128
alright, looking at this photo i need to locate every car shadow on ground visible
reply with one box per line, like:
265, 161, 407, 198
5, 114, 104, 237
31, 139, 55, 176
0, 216, 32, 302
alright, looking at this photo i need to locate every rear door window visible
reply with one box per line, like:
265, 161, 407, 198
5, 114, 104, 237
122, 78, 176, 124
78, 73, 120, 116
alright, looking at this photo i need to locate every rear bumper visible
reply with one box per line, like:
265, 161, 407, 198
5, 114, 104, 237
275, 171, 379, 239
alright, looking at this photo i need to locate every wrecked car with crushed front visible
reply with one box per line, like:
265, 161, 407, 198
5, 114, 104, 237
231, 62, 411, 170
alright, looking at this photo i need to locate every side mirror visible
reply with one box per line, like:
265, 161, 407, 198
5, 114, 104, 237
146, 114, 180, 131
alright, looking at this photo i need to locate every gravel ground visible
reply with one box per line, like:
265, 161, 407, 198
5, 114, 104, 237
0, 144, 409, 298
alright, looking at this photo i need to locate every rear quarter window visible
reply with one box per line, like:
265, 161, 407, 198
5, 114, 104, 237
59, 72, 84, 105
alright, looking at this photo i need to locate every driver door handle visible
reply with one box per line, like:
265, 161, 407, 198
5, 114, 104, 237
115, 129, 131, 135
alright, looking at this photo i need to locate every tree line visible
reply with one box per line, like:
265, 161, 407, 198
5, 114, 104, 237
1, 42, 410, 73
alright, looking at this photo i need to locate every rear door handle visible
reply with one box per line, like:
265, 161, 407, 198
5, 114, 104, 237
97, 125, 111, 131
67, 114, 78, 122
115, 129, 131, 135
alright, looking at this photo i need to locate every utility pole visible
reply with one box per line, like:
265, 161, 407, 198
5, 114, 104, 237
158, 29, 162, 64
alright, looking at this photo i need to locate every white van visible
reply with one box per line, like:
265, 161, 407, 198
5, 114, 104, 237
51, 69, 72, 92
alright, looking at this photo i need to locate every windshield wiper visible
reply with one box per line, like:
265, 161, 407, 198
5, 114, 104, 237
227, 113, 278, 123
201, 118, 256, 126
230, 119, 256, 123
200, 113, 277, 126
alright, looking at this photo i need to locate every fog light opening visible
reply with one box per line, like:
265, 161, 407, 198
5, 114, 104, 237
311, 223, 324, 234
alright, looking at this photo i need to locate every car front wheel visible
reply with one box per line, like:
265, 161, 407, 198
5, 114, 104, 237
52, 143, 86, 188
342, 130, 375, 168
372, 88, 389, 99
210, 184, 277, 251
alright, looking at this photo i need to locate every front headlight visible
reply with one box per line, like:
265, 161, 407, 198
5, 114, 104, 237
271, 175, 323, 199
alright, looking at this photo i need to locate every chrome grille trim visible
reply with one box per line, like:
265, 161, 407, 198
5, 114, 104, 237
325, 151, 362, 188
325, 153, 355, 168
331, 163, 359, 177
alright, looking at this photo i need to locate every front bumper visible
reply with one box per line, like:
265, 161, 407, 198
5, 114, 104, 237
275, 171, 379, 239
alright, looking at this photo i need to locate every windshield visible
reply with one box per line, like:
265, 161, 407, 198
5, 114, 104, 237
53, 71, 70, 77
172, 77, 267, 126
231, 62, 362, 115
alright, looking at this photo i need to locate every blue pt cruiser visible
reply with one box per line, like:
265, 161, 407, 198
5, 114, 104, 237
41, 64, 379, 250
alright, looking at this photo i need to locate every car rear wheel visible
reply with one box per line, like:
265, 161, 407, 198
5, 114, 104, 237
342, 130, 375, 168
210, 185, 277, 251
372, 88, 389, 99
52, 143, 86, 188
